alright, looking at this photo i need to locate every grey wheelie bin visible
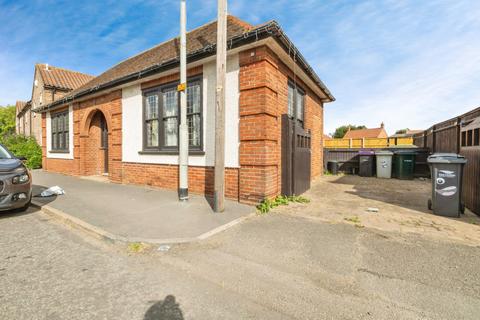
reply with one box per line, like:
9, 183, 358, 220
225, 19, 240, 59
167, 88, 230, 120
359, 150, 375, 177
375, 150, 393, 178
427, 153, 467, 217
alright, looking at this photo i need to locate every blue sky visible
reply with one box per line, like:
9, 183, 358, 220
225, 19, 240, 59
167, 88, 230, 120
1, 0, 479, 135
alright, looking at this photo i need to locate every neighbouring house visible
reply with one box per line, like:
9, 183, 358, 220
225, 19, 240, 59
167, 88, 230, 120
15, 64, 94, 143
16, 100, 30, 135
33, 16, 335, 204
389, 129, 423, 138
343, 123, 388, 139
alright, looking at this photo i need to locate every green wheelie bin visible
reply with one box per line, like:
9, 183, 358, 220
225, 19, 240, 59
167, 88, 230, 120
394, 150, 416, 180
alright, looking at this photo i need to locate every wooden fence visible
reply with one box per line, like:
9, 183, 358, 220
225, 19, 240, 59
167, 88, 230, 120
323, 148, 430, 177
412, 107, 480, 215
325, 137, 413, 149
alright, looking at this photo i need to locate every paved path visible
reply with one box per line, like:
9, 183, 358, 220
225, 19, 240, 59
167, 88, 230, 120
1, 207, 479, 319
31, 170, 253, 242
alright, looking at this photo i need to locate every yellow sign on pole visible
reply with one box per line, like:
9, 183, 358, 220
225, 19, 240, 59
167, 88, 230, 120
177, 83, 186, 92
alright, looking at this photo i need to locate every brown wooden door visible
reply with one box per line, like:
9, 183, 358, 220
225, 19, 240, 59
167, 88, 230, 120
281, 114, 311, 196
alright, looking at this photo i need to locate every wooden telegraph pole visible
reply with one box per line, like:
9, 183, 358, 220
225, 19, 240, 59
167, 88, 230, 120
214, 0, 227, 212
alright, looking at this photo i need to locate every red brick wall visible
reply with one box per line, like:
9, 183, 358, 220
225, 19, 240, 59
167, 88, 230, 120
238, 46, 324, 202
122, 164, 239, 200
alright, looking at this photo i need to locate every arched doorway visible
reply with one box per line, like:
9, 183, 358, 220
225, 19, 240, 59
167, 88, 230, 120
85, 111, 109, 176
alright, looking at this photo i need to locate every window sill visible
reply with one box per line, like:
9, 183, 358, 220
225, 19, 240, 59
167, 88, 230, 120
138, 150, 205, 156
49, 150, 70, 154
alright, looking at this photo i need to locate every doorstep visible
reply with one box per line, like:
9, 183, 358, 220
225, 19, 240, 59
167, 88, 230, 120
31, 170, 255, 245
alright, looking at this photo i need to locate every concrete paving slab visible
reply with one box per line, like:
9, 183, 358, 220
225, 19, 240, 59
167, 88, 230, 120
31, 170, 254, 243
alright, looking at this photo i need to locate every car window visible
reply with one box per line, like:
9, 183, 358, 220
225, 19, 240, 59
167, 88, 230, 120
0, 145, 13, 159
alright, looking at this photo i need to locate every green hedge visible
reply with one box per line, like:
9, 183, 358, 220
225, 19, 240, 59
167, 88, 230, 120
0, 135, 42, 169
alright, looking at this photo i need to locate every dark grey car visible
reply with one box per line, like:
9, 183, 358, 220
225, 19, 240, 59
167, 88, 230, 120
0, 144, 32, 211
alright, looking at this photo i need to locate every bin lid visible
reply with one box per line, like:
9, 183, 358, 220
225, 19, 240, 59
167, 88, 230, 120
394, 149, 417, 155
375, 150, 394, 156
427, 153, 467, 164
359, 150, 375, 156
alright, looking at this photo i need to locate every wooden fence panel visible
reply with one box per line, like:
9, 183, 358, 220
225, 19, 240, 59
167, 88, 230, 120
461, 148, 480, 216
324, 137, 413, 149
435, 124, 457, 153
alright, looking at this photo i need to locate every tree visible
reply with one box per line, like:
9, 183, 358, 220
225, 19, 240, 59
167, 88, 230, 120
395, 128, 409, 135
0, 105, 16, 137
333, 124, 367, 139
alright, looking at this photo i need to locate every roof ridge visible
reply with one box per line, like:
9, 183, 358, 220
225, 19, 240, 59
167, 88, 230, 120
35, 63, 95, 78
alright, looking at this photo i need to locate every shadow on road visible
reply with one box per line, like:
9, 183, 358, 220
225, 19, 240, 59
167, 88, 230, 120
31, 184, 57, 206
144, 295, 184, 320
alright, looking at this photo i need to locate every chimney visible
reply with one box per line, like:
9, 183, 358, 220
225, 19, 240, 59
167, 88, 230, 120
381, 122, 385, 128
45, 63, 49, 71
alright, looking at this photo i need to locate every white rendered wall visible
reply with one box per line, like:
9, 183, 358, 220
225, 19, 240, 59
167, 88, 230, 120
46, 105, 74, 159
122, 54, 240, 168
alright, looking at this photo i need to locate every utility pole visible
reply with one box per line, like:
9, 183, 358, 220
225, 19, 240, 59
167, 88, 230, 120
214, 0, 227, 212
178, 0, 189, 201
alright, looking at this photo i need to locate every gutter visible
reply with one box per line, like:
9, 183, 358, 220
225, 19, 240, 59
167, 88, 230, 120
34, 21, 334, 113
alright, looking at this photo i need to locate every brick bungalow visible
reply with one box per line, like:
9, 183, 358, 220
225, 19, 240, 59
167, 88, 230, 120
16, 64, 94, 144
33, 16, 334, 204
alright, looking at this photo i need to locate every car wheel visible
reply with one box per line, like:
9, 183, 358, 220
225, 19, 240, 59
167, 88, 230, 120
460, 203, 465, 214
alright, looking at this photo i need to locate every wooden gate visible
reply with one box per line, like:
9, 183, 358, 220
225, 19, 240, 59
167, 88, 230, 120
281, 114, 311, 196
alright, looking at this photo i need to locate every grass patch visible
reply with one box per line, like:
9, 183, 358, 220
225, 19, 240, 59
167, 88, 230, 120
256, 195, 310, 214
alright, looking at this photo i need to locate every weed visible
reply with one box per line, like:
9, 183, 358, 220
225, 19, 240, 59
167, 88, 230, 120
256, 195, 310, 214
128, 242, 147, 253
344, 216, 365, 229
469, 219, 478, 225
344, 216, 361, 224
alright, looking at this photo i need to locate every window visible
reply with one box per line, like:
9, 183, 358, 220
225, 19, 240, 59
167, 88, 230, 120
51, 111, 69, 152
288, 81, 305, 127
143, 77, 202, 152
461, 131, 467, 147
467, 130, 473, 146
162, 86, 179, 148
187, 82, 202, 147
474, 128, 479, 146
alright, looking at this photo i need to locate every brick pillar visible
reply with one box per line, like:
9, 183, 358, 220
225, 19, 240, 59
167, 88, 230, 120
238, 46, 281, 203
108, 92, 123, 183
